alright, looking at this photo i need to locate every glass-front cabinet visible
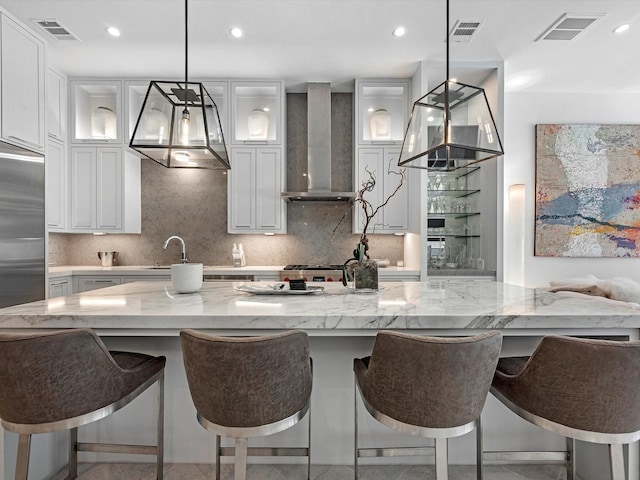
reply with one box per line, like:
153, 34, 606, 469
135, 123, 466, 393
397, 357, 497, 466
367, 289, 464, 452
426, 167, 484, 272
356, 80, 409, 145
70, 80, 122, 143
230, 81, 282, 145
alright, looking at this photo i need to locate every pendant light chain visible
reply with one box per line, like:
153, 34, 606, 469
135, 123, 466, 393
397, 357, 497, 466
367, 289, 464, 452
444, 0, 450, 152
184, 0, 188, 89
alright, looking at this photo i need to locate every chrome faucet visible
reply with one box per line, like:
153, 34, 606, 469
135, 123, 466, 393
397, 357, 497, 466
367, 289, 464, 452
162, 235, 188, 263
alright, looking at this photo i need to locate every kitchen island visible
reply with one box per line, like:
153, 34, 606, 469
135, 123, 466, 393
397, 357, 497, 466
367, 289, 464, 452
1, 280, 639, 480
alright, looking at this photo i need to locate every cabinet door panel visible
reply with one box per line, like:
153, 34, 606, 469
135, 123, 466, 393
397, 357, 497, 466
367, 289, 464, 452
70, 148, 96, 229
382, 149, 408, 230
47, 68, 66, 140
46, 140, 66, 229
96, 148, 122, 229
255, 149, 281, 229
229, 149, 255, 229
355, 149, 384, 233
0, 15, 45, 150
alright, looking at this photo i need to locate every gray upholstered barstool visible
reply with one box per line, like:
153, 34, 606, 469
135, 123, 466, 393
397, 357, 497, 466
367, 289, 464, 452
354, 330, 502, 480
180, 329, 313, 480
486, 335, 640, 480
0, 328, 165, 480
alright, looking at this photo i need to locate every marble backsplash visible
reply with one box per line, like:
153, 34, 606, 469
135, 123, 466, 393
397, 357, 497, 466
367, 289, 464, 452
49, 93, 403, 267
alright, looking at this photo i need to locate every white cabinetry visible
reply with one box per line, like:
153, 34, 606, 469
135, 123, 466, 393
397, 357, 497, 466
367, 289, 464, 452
46, 139, 67, 230
68, 78, 140, 233
48, 276, 71, 298
47, 67, 67, 141
76, 276, 122, 293
228, 80, 286, 234
0, 13, 45, 152
228, 147, 285, 233
70, 79, 122, 144
353, 79, 410, 234
354, 148, 408, 233
69, 147, 140, 233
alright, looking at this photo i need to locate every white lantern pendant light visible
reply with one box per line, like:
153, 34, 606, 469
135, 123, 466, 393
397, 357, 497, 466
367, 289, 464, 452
129, 0, 230, 169
398, 0, 504, 171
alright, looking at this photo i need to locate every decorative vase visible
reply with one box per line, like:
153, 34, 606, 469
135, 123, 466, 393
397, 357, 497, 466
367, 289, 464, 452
91, 106, 117, 139
143, 107, 169, 142
343, 240, 379, 293
346, 260, 379, 293
248, 108, 269, 139
370, 108, 391, 140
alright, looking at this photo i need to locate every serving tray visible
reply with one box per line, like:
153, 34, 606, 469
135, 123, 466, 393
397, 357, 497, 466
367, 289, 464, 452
235, 285, 324, 295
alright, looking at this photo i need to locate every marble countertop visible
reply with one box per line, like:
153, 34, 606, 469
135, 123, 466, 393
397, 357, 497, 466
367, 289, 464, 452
2, 280, 640, 334
48, 265, 421, 278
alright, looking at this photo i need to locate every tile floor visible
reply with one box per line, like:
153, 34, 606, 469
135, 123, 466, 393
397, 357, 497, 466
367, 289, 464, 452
51, 462, 567, 480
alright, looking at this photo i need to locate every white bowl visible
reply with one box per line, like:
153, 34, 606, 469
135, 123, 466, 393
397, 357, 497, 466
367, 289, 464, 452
171, 263, 203, 293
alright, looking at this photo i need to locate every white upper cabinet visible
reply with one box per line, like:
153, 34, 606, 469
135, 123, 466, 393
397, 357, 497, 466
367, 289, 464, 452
0, 13, 45, 152
228, 147, 285, 234
353, 79, 411, 234
46, 139, 66, 230
70, 79, 122, 144
355, 79, 409, 145
47, 68, 67, 141
230, 81, 283, 145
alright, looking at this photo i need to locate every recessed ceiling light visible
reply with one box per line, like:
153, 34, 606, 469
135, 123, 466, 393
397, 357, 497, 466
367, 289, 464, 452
613, 23, 631, 34
106, 26, 120, 37
392, 26, 407, 37
230, 27, 244, 38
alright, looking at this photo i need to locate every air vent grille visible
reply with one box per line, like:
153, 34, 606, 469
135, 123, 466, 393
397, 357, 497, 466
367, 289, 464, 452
32, 19, 79, 41
536, 13, 604, 41
449, 20, 482, 43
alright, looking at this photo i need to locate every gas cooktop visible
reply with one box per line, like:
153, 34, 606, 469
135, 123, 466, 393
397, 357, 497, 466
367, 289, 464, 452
283, 264, 343, 271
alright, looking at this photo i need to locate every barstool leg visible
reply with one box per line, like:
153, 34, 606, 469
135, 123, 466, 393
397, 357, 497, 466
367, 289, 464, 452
215, 435, 221, 480
234, 437, 248, 480
156, 373, 165, 480
609, 444, 625, 480
476, 416, 483, 480
435, 437, 448, 480
354, 379, 359, 480
67, 427, 78, 479
566, 437, 576, 480
307, 400, 312, 480
15, 433, 31, 480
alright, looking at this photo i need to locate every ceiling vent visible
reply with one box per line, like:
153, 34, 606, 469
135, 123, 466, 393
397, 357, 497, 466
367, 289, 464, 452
449, 20, 482, 43
31, 19, 79, 41
536, 13, 604, 41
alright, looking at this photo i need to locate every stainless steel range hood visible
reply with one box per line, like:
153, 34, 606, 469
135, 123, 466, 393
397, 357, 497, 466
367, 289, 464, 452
281, 83, 356, 202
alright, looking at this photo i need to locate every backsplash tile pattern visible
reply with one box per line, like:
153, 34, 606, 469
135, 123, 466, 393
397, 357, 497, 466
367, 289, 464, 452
49, 93, 403, 267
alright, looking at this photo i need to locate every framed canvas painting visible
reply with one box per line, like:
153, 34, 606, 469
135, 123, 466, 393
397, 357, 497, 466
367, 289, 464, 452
535, 124, 640, 257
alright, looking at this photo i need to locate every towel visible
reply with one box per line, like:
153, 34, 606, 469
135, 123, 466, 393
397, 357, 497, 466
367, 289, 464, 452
549, 275, 640, 304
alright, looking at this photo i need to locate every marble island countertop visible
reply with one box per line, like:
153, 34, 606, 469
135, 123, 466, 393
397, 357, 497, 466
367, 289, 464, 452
48, 265, 421, 279
2, 280, 640, 334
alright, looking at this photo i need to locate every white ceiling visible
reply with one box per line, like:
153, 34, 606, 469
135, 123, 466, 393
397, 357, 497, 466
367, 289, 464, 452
1, 0, 639, 93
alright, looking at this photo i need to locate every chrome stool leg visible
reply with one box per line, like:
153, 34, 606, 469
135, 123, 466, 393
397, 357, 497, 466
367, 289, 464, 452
156, 373, 165, 480
566, 437, 576, 480
234, 437, 248, 480
435, 437, 448, 480
67, 427, 78, 480
15, 434, 31, 480
354, 378, 359, 480
307, 400, 312, 480
609, 444, 625, 480
215, 435, 221, 480
476, 416, 483, 480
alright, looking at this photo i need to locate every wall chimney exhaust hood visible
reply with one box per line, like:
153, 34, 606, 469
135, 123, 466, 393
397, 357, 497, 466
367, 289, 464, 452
281, 83, 357, 202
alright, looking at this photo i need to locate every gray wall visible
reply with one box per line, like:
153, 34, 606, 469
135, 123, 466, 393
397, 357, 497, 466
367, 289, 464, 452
49, 93, 403, 267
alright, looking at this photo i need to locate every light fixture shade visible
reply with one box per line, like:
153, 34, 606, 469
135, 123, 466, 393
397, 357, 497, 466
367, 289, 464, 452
129, 81, 230, 169
398, 80, 504, 171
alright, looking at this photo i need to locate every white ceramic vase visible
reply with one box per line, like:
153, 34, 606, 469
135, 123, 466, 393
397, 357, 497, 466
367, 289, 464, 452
248, 109, 269, 139
171, 263, 203, 294
370, 108, 391, 140
91, 106, 117, 139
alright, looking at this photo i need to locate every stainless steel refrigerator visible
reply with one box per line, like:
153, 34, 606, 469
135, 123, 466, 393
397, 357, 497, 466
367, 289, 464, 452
0, 141, 45, 308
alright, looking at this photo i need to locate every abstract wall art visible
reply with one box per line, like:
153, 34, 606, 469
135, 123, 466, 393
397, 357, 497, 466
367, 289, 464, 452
535, 124, 640, 257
